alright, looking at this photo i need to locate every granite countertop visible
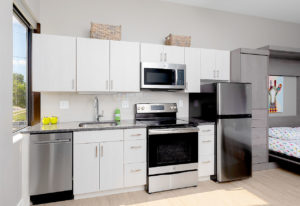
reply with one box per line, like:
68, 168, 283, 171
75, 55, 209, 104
21, 120, 147, 134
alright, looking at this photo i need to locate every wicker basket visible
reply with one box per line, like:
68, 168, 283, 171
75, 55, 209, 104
90, 22, 121, 40
165, 34, 191, 47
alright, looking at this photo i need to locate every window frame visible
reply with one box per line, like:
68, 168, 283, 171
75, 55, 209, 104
13, 5, 33, 132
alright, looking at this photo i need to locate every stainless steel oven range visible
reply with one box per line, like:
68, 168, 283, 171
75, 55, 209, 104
135, 103, 198, 193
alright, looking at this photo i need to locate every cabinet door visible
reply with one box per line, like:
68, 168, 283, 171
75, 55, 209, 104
100, 141, 124, 191
163, 45, 185, 64
215, 50, 230, 81
241, 54, 268, 109
110, 41, 140, 92
74, 143, 99, 195
140, 43, 164, 62
77, 38, 109, 92
200, 49, 216, 79
184, 48, 201, 93
32, 34, 76, 92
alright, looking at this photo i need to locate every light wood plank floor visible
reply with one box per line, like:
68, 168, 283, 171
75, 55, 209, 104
41, 168, 300, 206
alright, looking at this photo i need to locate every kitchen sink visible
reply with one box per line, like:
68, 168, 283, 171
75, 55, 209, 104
78, 121, 118, 128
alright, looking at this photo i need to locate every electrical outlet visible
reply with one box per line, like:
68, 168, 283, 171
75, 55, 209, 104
178, 100, 184, 108
122, 100, 129, 109
59, 100, 69, 110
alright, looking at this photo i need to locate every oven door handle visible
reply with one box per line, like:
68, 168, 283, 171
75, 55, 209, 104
148, 127, 199, 135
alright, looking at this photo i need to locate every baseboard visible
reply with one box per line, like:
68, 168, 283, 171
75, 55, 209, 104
253, 162, 279, 171
74, 185, 146, 200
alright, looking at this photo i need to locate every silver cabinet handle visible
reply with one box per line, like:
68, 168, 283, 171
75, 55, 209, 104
101, 144, 104, 157
131, 169, 141, 173
202, 140, 212, 143
202, 161, 211, 164
130, 146, 142, 149
164, 53, 167, 62
72, 79, 75, 90
110, 80, 113, 90
96, 145, 98, 157
106, 80, 108, 90
131, 134, 142, 137
160, 52, 163, 62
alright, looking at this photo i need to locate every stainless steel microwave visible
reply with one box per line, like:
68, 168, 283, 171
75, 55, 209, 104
141, 62, 186, 90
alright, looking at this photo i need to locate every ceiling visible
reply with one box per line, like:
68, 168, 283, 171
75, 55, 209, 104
163, 0, 300, 24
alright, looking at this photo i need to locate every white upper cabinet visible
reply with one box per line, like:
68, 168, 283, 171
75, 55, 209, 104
200, 48, 216, 80
200, 49, 230, 81
32, 34, 76, 92
110, 41, 140, 92
215, 50, 230, 81
77, 38, 110, 92
140, 43, 185, 64
164, 45, 185, 64
184, 47, 201, 93
140, 43, 164, 62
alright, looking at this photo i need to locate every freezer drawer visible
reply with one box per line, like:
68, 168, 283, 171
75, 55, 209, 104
29, 133, 73, 196
217, 82, 252, 115
216, 118, 252, 182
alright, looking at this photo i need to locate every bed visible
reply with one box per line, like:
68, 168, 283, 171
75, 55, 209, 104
268, 127, 300, 165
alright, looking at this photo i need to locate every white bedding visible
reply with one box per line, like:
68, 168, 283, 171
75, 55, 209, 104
269, 136, 300, 158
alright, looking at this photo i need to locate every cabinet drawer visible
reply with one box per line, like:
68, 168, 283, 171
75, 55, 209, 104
124, 163, 146, 187
198, 125, 214, 136
74, 130, 123, 144
198, 155, 214, 177
124, 128, 146, 140
124, 140, 146, 163
198, 136, 214, 155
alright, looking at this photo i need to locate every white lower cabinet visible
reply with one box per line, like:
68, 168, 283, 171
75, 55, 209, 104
73, 128, 146, 196
124, 163, 146, 187
74, 143, 99, 195
198, 125, 215, 179
198, 155, 214, 177
124, 140, 146, 164
100, 141, 124, 191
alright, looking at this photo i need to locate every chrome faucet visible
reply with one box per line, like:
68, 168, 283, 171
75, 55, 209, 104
94, 96, 103, 122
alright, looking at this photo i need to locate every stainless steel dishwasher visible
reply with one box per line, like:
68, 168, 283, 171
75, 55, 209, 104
29, 132, 73, 203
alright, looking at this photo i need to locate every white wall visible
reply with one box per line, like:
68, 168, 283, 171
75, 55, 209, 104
38, 0, 300, 122
269, 77, 297, 117
41, 92, 188, 122
39, 0, 300, 50
0, 0, 22, 205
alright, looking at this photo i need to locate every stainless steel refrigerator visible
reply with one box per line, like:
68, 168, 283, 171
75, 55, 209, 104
189, 82, 252, 182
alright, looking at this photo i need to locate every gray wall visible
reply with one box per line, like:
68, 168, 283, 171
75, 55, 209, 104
268, 59, 300, 127
0, 0, 22, 205
269, 76, 297, 117
40, 0, 300, 50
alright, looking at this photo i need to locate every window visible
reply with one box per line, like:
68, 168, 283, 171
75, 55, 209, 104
12, 11, 30, 132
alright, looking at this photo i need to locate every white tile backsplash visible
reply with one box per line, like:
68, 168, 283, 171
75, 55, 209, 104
41, 91, 189, 122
